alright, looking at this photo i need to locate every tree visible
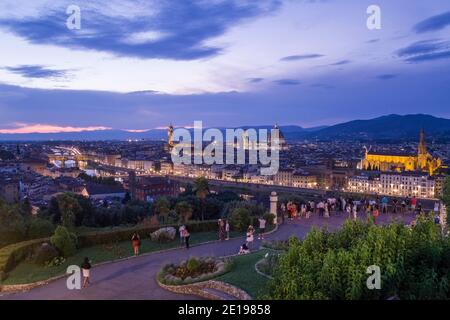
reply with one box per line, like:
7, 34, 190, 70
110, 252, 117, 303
175, 201, 193, 223
193, 177, 210, 221
229, 208, 251, 232
441, 176, 450, 224
122, 192, 131, 204
154, 197, 171, 224
0, 199, 26, 247
20, 197, 32, 216
56, 193, 82, 229
50, 226, 77, 257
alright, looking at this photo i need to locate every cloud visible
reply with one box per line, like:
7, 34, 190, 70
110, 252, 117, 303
413, 11, 450, 33
0, 123, 111, 134
0, 1, 281, 60
310, 83, 334, 89
280, 54, 324, 62
397, 39, 450, 63
2, 65, 70, 79
329, 60, 351, 66
376, 74, 397, 80
127, 90, 160, 95
247, 77, 264, 83
274, 79, 301, 85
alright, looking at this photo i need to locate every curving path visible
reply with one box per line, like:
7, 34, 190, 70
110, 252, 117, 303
0, 212, 415, 300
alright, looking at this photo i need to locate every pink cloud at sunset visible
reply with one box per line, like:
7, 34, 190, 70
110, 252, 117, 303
0, 123, 111, 134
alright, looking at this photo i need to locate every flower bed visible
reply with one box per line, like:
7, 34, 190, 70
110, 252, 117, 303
158, 257, 232, 285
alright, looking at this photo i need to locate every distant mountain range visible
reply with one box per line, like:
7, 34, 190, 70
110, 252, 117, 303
1, 114, 450, 141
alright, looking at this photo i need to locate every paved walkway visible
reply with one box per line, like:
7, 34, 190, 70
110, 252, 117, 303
0, 212, 416, 300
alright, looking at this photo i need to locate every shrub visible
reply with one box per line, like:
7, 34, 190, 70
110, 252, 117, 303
263, 213, 276, 226
265, 215, 450, 300
0, 220, 27, 248
187, 257, 201, 273
0, 238, 48, 280
77, 220, 218, 248
33, 243, 59, 266
26, 218, 55, 239
229, 208, 251, 232
158, 257, 231, 285
50, 226, 78, 258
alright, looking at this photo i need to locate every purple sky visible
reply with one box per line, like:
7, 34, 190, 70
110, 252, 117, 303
0, 0, 450, 133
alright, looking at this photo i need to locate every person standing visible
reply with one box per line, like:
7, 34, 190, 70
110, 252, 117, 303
81, 257, 92, 288
392, 198, 398, 214
131, 232, 141, 256
381, 196, 388, 214
258, 216, 266, 240
346, 204, 351, 219
218, 219, 226, 241
179, 225, 185, 245
410, 196, 417, 213
246, 225, 254, 247
184, 226, 190, 249
373, 206, 379, 225
352, 204, 358, 221
401, 199, 406, 213
225, 220, 230, 240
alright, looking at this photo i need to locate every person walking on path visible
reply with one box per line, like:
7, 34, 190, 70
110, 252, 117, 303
225, 220, 230, 240
184, 226, 190, 249
258, 216, 266, 240
218, 219, 226, 241
81, 257, 92, 289
131, 232, 141, 256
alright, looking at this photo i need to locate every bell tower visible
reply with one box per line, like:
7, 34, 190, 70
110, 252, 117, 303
417, 128, 428, 170
167, 124, 174, 150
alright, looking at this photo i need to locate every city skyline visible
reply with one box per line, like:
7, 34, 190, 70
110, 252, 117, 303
0, 1, 450, 132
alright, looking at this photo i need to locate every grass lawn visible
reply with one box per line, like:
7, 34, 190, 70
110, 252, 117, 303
216, 249, 270, 298
2, 231, 243, 285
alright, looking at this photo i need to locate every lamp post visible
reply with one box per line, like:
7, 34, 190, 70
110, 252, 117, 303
270, 191, 278, 225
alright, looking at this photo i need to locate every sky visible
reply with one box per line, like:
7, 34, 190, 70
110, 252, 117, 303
0, 0, 450, 133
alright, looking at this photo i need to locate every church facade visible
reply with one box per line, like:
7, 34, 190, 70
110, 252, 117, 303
361, 129, 441, 175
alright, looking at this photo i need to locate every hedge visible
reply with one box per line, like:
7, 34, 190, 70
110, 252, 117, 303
77, 220, 219, 247
0, 238, 49, 281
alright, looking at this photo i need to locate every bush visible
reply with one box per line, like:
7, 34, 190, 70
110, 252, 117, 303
0, 238, 48, 280
77, 220, 218, 248
26, 218, 55, 239
266, 215, 450, 300
229, 208, 251, 232
33, 243, 59, 266
158, 257, 232, 285
0, 220, 27, 248
187, 257, 201, 273
263, 213, 276, 226
50, 226, 78, 258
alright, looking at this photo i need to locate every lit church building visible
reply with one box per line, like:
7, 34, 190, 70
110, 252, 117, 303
360, 129, 441, 176
350, 129, 443, 199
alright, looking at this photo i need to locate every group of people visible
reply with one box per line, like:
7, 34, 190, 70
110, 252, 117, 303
218, 219, 230, 241
282, 195, 438, 224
